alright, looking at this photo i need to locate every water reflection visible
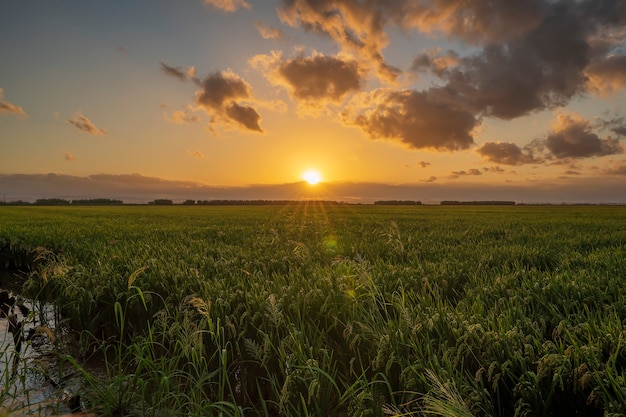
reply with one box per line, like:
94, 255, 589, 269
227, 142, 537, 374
0, 270, 83, 416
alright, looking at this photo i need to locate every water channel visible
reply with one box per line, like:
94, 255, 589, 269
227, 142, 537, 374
0, 270, 96, 416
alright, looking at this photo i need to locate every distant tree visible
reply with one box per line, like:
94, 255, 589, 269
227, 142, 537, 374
35, 198, 70, 205
1, 200, 32, 206
71, 198, 123, 205
149, 199, 174, 205
440, 200, 515, 205
182, 199, 196, 205
374, 200, 422, 205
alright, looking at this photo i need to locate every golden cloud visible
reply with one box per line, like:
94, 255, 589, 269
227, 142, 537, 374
203, 0, 250, 12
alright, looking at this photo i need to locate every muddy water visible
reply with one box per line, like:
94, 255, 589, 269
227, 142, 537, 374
1, 271, 94, 416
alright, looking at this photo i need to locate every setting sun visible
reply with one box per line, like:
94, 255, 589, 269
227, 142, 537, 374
302, 169, 322, 185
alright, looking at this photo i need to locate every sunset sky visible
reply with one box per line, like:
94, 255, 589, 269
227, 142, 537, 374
1, 0, 626, 203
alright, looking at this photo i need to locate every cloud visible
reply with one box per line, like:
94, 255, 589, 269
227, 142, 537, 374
342, 89, 479, 151
478, 113, 624, 165
410, 49, 460, 76
251, 51, 363, 109
224, 102, 264, 132
585, 55, 626, 96
195, 69, 263, 132
595, 116, 626, 137
277, 0, 400, 83
604, 163, 626, 176
164, 106, 201, 124
449, 169, 482, 179
160, 62, 197, 82
203, 0, 250, 12
187, 150, 204, 158
0, 88, 26, 117
400, 0, 546, 44
272, 0, 625, 126
614, 126, 626, 136
407, 1, 625, 120
196, 70, 250, 108
477, 142, 538, 165
67, 112, 107, 136
484, 166, 505, 173
544, 113, 623, 159
274, 0, 621, 96
418, 161, 430, 168
562, 169, 582, 176
255, 21, 287, 40
64, 152, 75, 161
270, 0, 625, 142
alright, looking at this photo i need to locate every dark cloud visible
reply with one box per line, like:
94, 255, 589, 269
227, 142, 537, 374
614, 126, 626, 137
477, 142, 537, 165
410, 50, 459, 76
160, 62, 197, 83
594, 117, 626, 137
196, 70, 250, 108
195, 70, 263, 133
407, 1, 625, 119
67, 112, 107, 136
451, 169, 482, 177
432, 17, 589, 119
545, 114, 623, 159
418, 161, 430, 168
0, 88, 26, 117
343, 89, 479, 151
224, 102, 262, 132
484, 166, 505, 173
250, 52, 364, 114
479, 113, 624, 165
160, 62, 188, 81
278, 54, 362, 102
252, 52, 363, 110
273, 1, 624, 156
576, 0, 626, 29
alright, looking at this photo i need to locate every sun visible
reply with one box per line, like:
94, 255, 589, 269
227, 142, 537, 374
302, 169, 322, 185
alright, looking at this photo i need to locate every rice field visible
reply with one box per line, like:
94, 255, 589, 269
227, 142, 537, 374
1, 203, 625, 416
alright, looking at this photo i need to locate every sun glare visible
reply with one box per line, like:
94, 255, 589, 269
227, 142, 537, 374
302, 169, 322, 185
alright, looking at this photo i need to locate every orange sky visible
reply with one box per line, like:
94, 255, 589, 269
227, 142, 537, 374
1, 0, 626, 203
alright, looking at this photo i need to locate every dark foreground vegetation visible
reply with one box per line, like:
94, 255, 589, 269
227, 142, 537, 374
1, 204, 625, 416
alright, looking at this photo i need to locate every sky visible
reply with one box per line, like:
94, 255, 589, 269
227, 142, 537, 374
1, 0, 626, 204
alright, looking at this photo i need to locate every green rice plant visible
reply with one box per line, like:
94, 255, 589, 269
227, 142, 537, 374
2, 205, 626, 415
422, 369, 475, 417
